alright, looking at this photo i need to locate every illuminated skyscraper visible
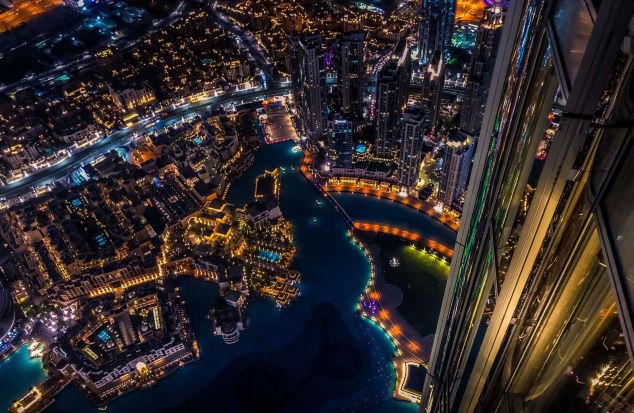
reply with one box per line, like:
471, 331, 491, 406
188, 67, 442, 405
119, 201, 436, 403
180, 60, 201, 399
290, 33, 325, 139
421, 50, 444, 128
339, 31, 365, 119
459, 5, 505, 135
375, 40, 411, 157
439, 130, 473, 209
398, 105, 426, 187
418, 0, 454, 130
327, 114, 354, 169
421, 0, 634, 412
418, 0, 456, 64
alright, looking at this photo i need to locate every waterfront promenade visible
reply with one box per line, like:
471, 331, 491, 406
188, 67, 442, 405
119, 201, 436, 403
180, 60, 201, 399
351, 230, 452, 403
299, 152, 460, 232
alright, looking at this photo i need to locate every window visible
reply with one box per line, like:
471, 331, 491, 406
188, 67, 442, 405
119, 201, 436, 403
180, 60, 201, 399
549, 0, 594, 90
601, 143, 634, 319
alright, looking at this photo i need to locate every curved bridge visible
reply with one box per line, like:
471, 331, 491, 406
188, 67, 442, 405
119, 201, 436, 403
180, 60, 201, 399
352, 222, 454, 259
324, 183, 459, 232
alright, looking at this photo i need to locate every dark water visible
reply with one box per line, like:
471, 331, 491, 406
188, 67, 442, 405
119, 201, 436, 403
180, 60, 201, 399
333, 194, 457, 247
0, 345, 47, 412
42, 142, 418, 413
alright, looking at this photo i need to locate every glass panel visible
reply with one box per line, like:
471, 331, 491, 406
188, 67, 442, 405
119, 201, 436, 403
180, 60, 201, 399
550, 0, 594, 87
492, 47, 553, 238
495, 105, 561, 288
601, 145, 634, 321
504, 228, 634, 412
443, 239, 496, 406
491, 48, 555, 291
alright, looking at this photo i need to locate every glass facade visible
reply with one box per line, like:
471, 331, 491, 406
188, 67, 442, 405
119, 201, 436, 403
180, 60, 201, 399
549, 0, 594, 90
421, 0, 555, 409
421, 0, 634, 412
484, 164, 634, 412
600, 147, 634, 315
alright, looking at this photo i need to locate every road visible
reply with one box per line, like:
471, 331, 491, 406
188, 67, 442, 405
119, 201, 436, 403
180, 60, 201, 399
0, 85, 290, 200
209, 3, 275, 81
0, 0, 288, 201
0, 0, 62, 34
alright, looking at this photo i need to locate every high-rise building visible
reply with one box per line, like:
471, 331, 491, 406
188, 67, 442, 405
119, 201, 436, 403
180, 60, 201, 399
327, 113, 354, 169
398, 105, 427, 187
375, 40, 411, 158
421, 0, 634, 412
418, 0, 456, 64
290, 33, 326, 139
421, 50, 444, 128
339, 31, 365, 119
438, 130, 473, 209
459, 5, 505, 135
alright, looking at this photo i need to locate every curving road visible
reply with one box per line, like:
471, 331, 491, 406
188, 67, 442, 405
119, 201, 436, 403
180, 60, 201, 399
352, 221, 454, 258
0, 85, 290, 200
209, 3, 275, 81
1, 2, 289, 201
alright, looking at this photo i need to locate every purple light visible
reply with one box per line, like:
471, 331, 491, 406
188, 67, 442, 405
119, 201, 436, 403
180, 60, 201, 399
325, 43, 335, 68
484, 0, 510, 7
362, 298, 378, 316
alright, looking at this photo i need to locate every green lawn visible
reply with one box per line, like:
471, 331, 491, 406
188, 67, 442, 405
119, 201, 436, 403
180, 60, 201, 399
376, 235, 449, 336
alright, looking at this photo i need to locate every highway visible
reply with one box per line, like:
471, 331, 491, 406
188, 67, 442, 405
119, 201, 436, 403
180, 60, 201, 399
0, 84, 290, 200
0, 0, 62, 33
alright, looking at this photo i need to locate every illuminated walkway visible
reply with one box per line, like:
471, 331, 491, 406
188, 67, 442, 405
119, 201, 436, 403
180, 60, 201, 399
353, 222, 454, 259
352, 233, 451, 403
324, 182, 459, 231
300, 150, 456, 399
299, 153, 460, 232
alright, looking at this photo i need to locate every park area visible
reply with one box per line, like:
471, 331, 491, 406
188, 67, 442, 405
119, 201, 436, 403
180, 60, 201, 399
374, 234, 449, 337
